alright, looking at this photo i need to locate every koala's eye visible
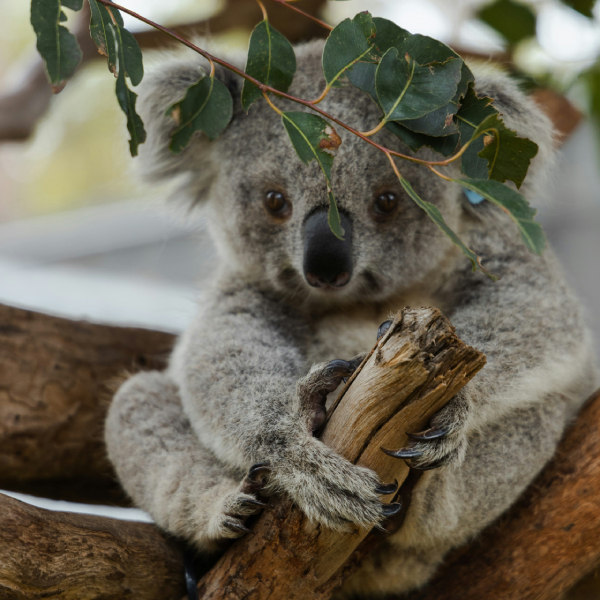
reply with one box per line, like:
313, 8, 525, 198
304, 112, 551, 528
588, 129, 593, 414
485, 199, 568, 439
264, 191, 291, 217
373, 192, 398, 216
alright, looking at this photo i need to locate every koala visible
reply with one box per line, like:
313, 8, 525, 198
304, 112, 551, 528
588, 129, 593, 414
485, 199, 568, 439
104, 40, 598, 597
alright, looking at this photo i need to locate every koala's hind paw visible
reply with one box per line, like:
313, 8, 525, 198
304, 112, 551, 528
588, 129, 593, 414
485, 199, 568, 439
298, 356, 364, 433
382, 394, 470, 470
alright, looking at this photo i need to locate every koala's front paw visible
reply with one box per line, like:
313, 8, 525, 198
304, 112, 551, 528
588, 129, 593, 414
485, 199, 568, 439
271, 440, 400, 531
383, 393, 470, 470
207, 465, 270, 541
297, 356, 366, 432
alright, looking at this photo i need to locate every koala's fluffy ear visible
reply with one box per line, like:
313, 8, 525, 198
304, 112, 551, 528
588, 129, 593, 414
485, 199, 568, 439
136, 52, 244, 206
470, 63, 556, 198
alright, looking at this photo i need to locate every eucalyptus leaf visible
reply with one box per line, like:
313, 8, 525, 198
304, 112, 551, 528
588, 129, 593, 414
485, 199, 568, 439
375, 47, 461, 123
455, 178, 546, 254
385, 122, 459, 156
115, 72, 145, 157
473, 113, 538, 188
322, 12, 377, 89
477, 0, 537, 45
61, 0, 83, 10
31, 0, 82, 92
346, 17, 410, 99
167, 75, 233, 153
281, 111, 344, 238
120, 27, 144, 86
400, 102, 459, 136
241, 20, 296, 112
89, 0, 120, 75
59, 10, 68, 22
398, 176, 497, 279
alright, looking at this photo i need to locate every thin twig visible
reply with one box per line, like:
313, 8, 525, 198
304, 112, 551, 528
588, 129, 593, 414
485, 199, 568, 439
266, 0, 332, 31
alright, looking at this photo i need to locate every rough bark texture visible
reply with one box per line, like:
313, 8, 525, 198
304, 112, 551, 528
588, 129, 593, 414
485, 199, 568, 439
195, 308, 487, 600
403, 387, 600, 600
0, 303, 174, 500
0, 492, 186, 600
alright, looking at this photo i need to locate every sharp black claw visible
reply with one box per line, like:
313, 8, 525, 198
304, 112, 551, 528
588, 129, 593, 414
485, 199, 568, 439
412, 458, 447, 471
326, 359, 355, 377
406, 427, 450, 442
375, 480, 399, 495
381, 501, 402, 516
381, 446, 423, 459
377, 320, 393, 340
225, 521, 254, 535
242, 498, 269, 509
248, 462, 271, 482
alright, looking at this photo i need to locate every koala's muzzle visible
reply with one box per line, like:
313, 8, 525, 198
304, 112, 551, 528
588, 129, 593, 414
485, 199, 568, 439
303, 209, 353, 289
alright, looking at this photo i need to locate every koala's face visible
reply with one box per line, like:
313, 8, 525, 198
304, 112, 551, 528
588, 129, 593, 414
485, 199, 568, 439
142, 42, 465, 305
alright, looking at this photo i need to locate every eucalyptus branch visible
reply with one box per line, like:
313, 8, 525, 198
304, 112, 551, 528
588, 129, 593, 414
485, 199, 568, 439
93, 0, 475, 178
266, 0, 332, 31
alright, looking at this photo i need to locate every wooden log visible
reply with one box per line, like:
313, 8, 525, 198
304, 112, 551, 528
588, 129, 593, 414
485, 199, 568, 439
0, 303, 174, 498
402, 387, 600, 600
195, 307, 487, 600
0, 492, 186, 600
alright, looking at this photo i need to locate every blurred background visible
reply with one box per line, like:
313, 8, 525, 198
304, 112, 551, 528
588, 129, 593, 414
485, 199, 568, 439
0, 1, 599, 595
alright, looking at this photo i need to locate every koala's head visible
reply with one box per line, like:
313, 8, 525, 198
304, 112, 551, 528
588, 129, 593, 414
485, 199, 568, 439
138, 41, 552, 306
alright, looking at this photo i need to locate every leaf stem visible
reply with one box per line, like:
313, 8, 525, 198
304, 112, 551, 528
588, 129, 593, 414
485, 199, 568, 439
265, 0, 333, 31
263, 91, 283, 115
311, 85, 331, 105
427, 165, 452, 181
256, 0, 268, 22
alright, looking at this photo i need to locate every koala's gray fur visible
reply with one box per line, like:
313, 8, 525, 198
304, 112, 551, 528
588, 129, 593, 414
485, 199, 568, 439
105, 40, 598, 596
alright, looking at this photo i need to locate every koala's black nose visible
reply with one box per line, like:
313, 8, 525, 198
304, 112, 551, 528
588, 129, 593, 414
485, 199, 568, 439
303, 209, 353, 289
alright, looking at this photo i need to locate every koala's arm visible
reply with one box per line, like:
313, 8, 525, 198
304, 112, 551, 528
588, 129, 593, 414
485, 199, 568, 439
167, 280, 387, 530
105, 371, 267, 551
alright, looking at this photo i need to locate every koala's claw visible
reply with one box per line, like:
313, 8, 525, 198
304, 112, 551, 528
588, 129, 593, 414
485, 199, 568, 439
241, 497, 270, 509
375, 480, 398, 495
223, 519, 254, 536
248, 462, 271, 483
381, 501, 403, 516
406, 426, 450, 442
377, 319, 393, 340
381, 446, 424, 459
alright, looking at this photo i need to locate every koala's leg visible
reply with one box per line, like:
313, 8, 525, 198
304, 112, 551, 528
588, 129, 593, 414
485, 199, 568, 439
105, 371, 268, 552
339, 393, 571, 598
169, 282, 394, 531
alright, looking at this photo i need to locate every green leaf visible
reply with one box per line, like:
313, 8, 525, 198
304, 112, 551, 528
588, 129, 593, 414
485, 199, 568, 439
89, 0, 120, 75
115, 71, 145, 157
241, 20, 296, 112
61, 0, 83, 10
473, 113, 538, 188
400, 102, 459, 136
477, 0, 537, 45
385, 122, 459, 156
560, 0, 595, 18
59, 10, 68, 22
120, 27, 143, 86
322, 12, 377, 89
454, 178, 546, 254
281, 111, 344, 238
375, 47, 461, 123
31, 0, 82, 92
398, 176, 497, 279
346, 17, 409, 100
455, 86, 498, 179
166, 75, 233, 154
111, 22, 146, 155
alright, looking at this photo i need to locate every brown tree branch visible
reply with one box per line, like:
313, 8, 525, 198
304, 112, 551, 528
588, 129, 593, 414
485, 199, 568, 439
195, 308, 486, 599
0, 492, 186, 600
0, 302, 174, 504
402, 385, 600, 600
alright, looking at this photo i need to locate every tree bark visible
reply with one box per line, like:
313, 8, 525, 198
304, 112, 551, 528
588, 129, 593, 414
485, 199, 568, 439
0, 303, 174, 502
0, 492, 186, 600
404, 386, 600, 600
195, 308, 486, 600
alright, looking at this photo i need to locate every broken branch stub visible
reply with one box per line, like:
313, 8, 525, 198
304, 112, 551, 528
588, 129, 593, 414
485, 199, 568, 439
196, 307, 486, 599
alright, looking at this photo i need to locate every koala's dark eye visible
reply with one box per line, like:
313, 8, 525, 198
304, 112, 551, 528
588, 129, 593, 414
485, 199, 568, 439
372, 192, 398, 218
264, 191, 291, 218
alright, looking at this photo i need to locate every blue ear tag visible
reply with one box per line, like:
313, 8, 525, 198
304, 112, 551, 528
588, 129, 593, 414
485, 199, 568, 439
464, 189, 485, 205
